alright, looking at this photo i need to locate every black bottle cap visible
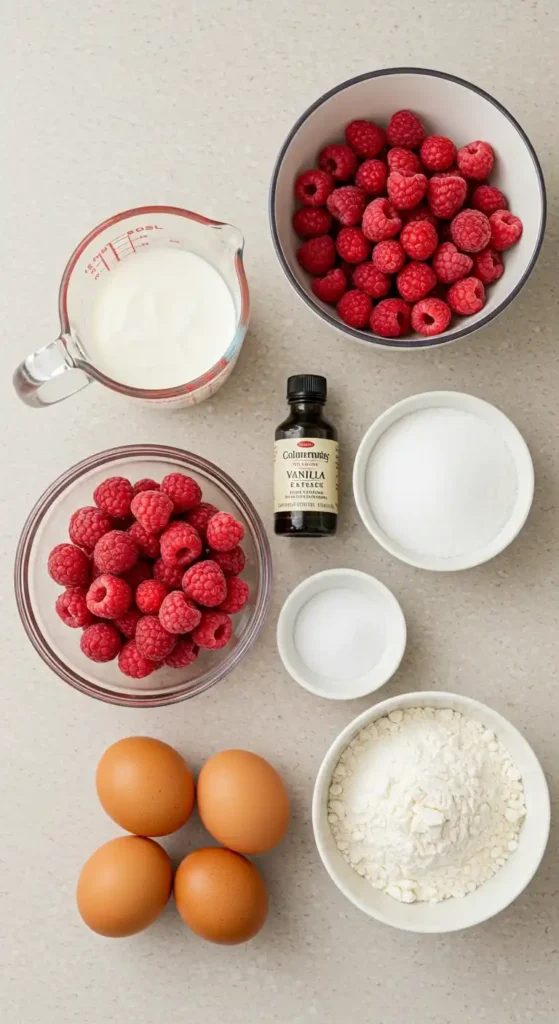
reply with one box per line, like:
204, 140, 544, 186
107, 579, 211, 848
287, 374, 327, 403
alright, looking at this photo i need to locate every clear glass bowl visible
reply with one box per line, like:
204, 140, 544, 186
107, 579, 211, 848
15, 445, 272, 707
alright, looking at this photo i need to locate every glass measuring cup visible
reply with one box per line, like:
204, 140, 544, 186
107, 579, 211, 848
13, 205, 250, 408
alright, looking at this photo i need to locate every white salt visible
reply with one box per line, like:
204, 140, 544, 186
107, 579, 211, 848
293, 587, 386, 682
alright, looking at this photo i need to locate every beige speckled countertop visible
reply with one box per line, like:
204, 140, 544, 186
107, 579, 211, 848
1, 2, 558, 1021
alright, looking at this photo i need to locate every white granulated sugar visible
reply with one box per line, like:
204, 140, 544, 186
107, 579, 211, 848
328, 707, 526, 903
293, 588, 386, 682
366, 407, 518, 560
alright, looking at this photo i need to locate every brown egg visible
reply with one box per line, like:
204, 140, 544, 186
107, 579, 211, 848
77, 836, 172, 937
197, 749, 290, 854
174, 847, 268, 944
96, 736, 195, 837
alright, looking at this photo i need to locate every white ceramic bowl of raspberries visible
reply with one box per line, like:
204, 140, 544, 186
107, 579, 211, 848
270, 67, 546, 348
15, 445, 272, 707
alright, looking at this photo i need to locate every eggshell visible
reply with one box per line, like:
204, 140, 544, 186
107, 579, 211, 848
96, 736, 195, 837
196, 749, 290, 854
174, 847, 268, 944
77, 836, 172, 937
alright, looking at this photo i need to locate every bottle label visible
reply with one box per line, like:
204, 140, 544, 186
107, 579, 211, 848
274, 439, 339, 515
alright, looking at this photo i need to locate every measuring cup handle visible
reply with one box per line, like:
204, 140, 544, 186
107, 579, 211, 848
13, 336, 92, 407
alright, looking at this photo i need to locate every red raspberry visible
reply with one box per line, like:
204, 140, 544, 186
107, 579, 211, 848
81, 622, 122, 663
318, 143, 358, 181
192, 611, 233, 651
123, 560, 153, 589
400, 221, 438, 260
127, 521, 160, 560
213, 546, 246, 576
337, 289, 372, 329
362, 198, 402, 242
292, 207, 332, 239
447, 276, 486, 315
457, 140, 494, 180
420, 135, 456, 171
114, 607, 143, 639
294, 169, 334, 206
311, 268, 347, 304
472, 247, 504, 284
185, 502, 219, 540
372, 239, 406, 274
387, 147, 421, 174
387, 170, 427, 210
94, 530, 138, 575
296, 235, 336, 275
131, 490, 174, 533
136, 615, 176, 661
326, 186, 366, 227
411, 298, 452, 336
55, 587, 94, 628
345, 119, 385, 158
397, 262, 437, 302
159, 591, 202, 634
471, 185, 508, 216
427, 175, 467, 219
48, 543, 90, 587
182, 560, 227, 607
403, 204, 439, 230
136, 579, 169, 614
219, 577, 250, 614
118, 639, 158, 678
69, 507, 112, 552
161, 473, 202, 513
370, 298, 411, 339
164, 635, 199, 668
93, 476, 133, 520
133, 478, 160, 495
153, 558, 184, 589
336, 227, 370, 264
450, 209, 491, 253
86, 574, 132, 619
206, 512, 244, 552
432, 242, 473, 284
386, 110, 425, 149
354, 159, 388, 196
352, 263, 391, 298
489, 210, 523, 251
159, 521, 202, 569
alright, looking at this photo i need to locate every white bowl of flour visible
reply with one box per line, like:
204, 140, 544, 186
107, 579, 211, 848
313, 691, 549, 932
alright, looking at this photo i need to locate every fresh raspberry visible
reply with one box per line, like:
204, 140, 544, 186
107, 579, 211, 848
432, 242, 473, 284
93, 477, 133, 520
471, 185, 508, 216
345, 119, 386, 158
447, 276, 486, 315
127, 521, 160, 560
397, 262, 437, 302
489, 210, 523, 251
136, 579, 169, 614
387, 147, 421, 174
206, 512, 245, 552
427, 175, 467, 219
86, 574, 132, 619
294, 169, 334, 206
336, 289, 372, 329
160, 473, 202, 513
94, 530, 138, 575
164, 636, 199, 669
123, 560, 153, 589
133, 478, 160, 495
362, 198, 402, 241
372, 239, 406, 274
296, 235, 336, 275
185, 502, 219, 540
311, 268, 347, 304
182, 560, 227, 607
131, 490, 174, 533
55, 587, 94, 628
335, 227, 370, 264
326, 186, 366, 226
48, 543, 90, 587
219, 577, 250, 614
192, 611, 233, 651
450, 209, 491, 253
352, 263, 391, 298
159, 591, 202, 634
402, 204, 439, 229
318, 143, 358, 181
456, 140, 494, 180
135, 616, 176, 662
159, 521, 202, 568
386, 110, 425, 149
81, 623, 122, 663
411, 297, 452, 336
69, 507, 112, 552
370, 298, 411, 339
420, 135, 456, 171
118, 640, 158, 678
400, 220, 438, 260
354, 159, 388, 196
213, 546, 246, 576
472, 247, 504, 284
292, 207, 332, 239
153, 558, 184, 589
387, 170, 427, 210
114, 607, 143, 639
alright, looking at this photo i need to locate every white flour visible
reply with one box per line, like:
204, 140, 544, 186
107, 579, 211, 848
328, 707, 526, 903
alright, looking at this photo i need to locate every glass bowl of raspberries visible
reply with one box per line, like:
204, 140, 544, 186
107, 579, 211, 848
15, 445, 272, 706
270, 67, 545, 349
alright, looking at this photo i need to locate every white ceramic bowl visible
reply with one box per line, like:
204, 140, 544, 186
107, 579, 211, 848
270, 67, 546, 350
312, 691, 550, 932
